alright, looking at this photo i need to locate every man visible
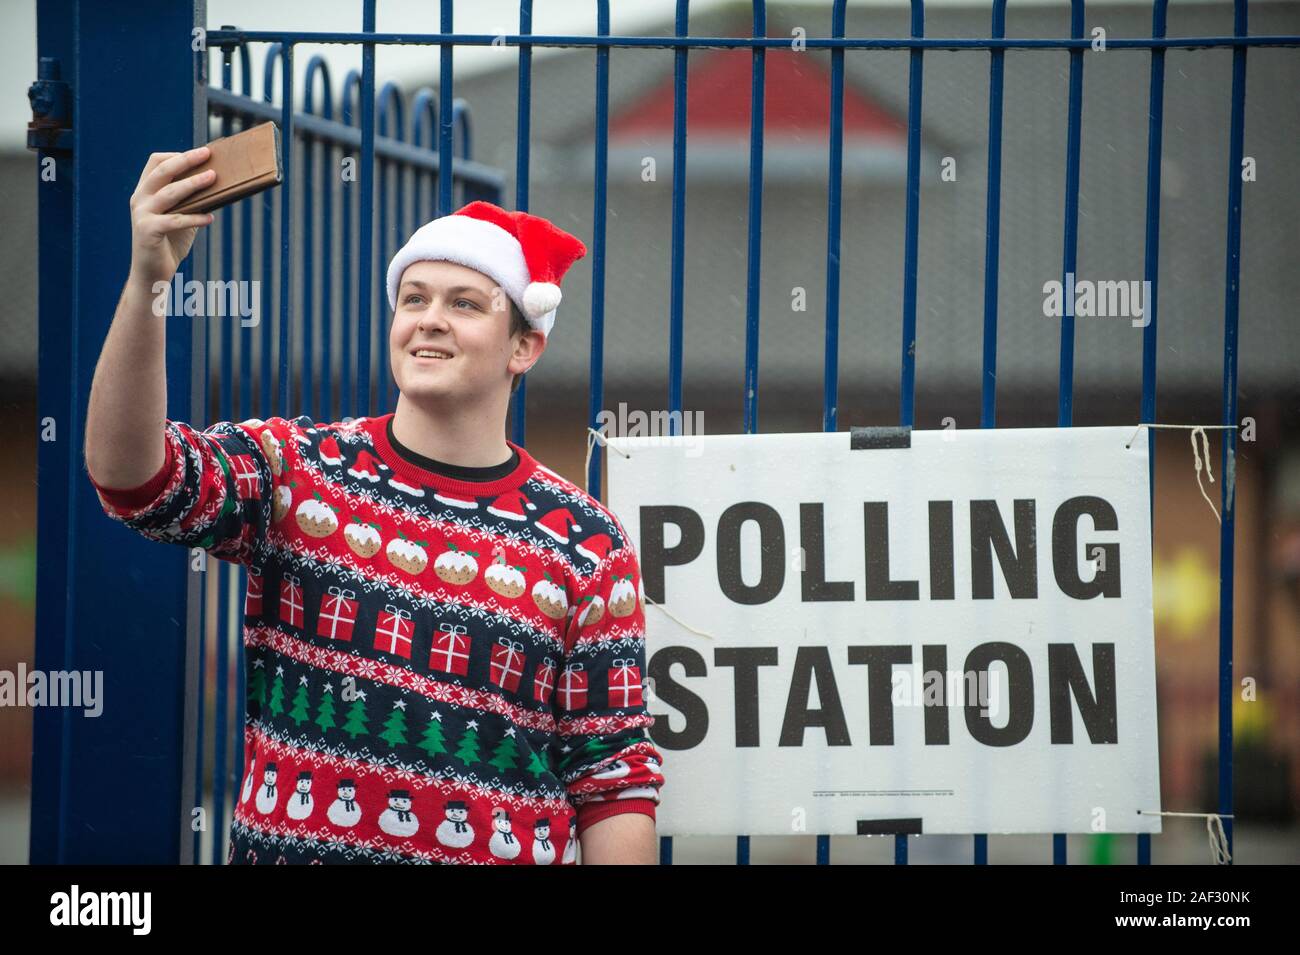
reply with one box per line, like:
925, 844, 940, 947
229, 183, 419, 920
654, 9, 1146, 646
83, 147, 663, 864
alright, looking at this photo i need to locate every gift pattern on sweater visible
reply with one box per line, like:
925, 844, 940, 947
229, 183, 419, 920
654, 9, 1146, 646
88, 412, 663, 865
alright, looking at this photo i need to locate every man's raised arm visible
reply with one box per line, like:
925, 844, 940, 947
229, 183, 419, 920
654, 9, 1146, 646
83, 146, 215, 489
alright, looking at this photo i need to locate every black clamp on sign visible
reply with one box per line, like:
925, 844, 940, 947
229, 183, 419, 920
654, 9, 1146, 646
850, 426, 911, 450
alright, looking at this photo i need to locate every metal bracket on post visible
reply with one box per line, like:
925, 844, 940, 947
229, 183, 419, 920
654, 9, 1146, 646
27, 56, 73, 153
215, 23, 241, 68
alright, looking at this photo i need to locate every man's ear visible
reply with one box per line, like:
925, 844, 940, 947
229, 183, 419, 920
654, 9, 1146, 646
510, 328, 547, 376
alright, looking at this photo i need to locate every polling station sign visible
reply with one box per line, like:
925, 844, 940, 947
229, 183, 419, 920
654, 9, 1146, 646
606, 427, 1162, 836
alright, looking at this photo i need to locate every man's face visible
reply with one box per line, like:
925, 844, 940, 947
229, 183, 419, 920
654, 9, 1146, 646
389, 259, 543, 404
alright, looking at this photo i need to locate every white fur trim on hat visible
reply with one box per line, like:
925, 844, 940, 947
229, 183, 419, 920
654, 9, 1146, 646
386, 214, 533, 323
533, 309, 556, 339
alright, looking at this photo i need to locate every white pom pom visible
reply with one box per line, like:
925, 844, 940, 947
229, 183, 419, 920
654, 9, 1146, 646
522, 282, 562, 319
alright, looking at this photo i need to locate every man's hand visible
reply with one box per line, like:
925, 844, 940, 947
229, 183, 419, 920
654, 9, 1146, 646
577, 812, 657, 864
129, 147, 217, 287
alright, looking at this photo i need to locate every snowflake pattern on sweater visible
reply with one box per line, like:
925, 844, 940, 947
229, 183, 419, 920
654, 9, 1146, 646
88, 413, 663, 864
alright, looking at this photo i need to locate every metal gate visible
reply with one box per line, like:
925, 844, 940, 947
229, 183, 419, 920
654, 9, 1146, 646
31, 0, 1298, 864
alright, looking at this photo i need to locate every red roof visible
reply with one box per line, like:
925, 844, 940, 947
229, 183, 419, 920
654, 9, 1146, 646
610, 46, 904, 142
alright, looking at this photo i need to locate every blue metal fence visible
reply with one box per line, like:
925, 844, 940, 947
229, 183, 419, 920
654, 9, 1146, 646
194, 26, 503, 865
32, 0, 1299, 864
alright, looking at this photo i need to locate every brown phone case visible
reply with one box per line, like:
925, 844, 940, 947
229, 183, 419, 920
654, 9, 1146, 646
167, 120, 283, 215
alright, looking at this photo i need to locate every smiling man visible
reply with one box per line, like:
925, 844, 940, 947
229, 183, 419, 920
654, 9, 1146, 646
84, 154, 663, 866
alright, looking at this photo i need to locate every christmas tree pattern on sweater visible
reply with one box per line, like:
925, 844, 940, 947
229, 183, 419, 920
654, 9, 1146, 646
89, 412, 662, 864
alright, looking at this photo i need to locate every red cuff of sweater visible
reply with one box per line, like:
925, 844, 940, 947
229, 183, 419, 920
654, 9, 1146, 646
88, 433, 174, 510
574, 798, 657, 838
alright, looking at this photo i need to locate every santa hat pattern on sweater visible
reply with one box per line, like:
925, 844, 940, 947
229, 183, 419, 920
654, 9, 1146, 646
487, 489, 538, 522
433, 489, 479, 510
347, 450, 381, 483
318, 435, 343, 466
385, 200, 588, 340
575, 532, 614, 565
534, 507, 581, 546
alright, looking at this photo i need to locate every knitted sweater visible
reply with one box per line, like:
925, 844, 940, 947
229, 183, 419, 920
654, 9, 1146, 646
88, 412, 663, 864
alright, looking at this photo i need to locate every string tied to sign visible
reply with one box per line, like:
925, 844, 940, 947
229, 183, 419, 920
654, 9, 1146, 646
583, 425, 629, 497
1137, 809, 1234, 864
1125, 423, 1240, 525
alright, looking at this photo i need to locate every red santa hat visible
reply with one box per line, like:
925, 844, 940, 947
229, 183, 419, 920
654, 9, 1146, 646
347, 449, 380, 483
386, 200, 588, 340
575, 532, 614, 565
535, 507, 581, 545
487, 489, 537, 522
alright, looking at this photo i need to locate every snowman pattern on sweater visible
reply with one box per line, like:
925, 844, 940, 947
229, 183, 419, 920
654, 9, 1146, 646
89, 412, 662, 864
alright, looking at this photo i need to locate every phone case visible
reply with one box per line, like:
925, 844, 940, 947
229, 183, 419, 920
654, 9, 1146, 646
167, 120, 283, 215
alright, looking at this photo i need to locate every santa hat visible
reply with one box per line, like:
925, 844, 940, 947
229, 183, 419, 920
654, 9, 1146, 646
535, 507, 581, 545
386, 200, 588, 340
487, 489, 537, 522
575, 532, 614, 565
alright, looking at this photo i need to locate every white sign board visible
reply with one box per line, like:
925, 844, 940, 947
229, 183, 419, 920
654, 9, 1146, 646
607, 427, 1161, 836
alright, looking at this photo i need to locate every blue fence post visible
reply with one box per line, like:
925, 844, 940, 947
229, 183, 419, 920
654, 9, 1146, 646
974, 0, 1009, 866
893, 0, 928, 868
510, 0, 533, 446
668, 0, 689, 435
357, 0, 377, 418
1216, 0, 1250, 864
1137, 0, 1171, 868
261, 45, 282, 419
741, 0, 765, 438
210, 32, 238, 866
1051, 0, 1088, 867
584, 0, 610, 502
31, 0, 205, 864
342, 68, 362, 423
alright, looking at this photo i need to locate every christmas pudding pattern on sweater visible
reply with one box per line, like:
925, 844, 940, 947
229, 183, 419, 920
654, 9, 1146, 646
89, 413, 662, 865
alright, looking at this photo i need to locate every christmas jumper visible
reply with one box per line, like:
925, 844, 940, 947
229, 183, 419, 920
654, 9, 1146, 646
88, 412, 663, 865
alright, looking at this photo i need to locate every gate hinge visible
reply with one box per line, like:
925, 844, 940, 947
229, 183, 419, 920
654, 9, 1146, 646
28, 56, 73, 153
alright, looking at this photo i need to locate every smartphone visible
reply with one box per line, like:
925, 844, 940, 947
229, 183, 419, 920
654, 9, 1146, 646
166, 120, 283, 216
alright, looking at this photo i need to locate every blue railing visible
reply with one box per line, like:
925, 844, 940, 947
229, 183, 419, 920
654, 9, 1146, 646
33, 0, 1298, 864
